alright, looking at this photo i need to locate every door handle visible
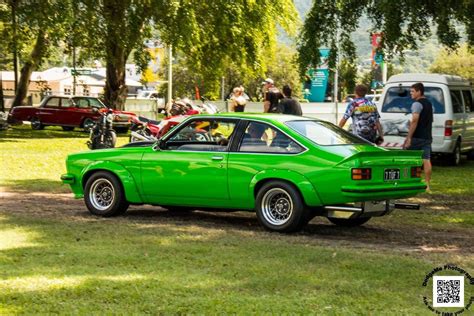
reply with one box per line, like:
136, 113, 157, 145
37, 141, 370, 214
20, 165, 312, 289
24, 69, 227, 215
211, 156, 224, 161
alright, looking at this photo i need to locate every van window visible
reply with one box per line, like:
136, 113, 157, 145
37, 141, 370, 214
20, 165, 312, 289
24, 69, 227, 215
381, 87, 445, 113
450, 90, 464, 113
462, 90, 473, 113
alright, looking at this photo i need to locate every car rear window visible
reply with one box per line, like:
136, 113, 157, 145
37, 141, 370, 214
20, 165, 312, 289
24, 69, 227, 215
381, 86, 445, 113
286, 120, 369, 146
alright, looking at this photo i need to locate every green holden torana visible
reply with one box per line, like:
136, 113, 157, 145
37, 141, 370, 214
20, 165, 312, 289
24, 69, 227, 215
62, 113, 426, 233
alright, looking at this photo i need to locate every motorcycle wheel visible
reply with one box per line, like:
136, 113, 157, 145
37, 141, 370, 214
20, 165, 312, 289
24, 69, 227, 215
105, 131, 117, 148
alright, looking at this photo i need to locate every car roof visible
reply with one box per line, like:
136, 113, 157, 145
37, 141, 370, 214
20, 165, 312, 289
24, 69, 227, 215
387, 73, 470, 86
196, 113, 318, 124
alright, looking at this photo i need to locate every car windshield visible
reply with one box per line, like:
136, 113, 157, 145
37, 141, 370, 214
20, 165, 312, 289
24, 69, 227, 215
286, 120, 370, 146
381, 86, 445, 113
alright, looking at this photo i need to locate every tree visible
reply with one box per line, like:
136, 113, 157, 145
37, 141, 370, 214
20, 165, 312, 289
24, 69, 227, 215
1, 0, 74, 107
75, 0, 298, 110
297, 0, 473, 76
429, 44, 474, 83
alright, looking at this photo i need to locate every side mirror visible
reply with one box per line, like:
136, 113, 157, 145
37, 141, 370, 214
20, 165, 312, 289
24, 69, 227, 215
91, 107, 99, 113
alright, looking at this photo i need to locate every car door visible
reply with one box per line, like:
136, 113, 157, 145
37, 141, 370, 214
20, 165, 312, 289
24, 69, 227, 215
140, 118, 238, 206
38, 97, 61, 124
227, 121, 305, 206
57, 97, 76, 126
449, 89, 466, 149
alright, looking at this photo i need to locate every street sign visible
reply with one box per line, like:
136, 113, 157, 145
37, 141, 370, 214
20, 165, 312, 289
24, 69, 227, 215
71, 69, 92, 76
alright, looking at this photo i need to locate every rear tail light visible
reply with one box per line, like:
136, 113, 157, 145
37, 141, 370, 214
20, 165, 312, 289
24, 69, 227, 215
351, 168, 371, 180
444, 120, 453, 137
411, 166, 422, 178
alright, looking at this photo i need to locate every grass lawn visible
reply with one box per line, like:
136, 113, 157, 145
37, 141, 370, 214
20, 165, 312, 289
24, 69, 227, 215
0, 125, 473, 314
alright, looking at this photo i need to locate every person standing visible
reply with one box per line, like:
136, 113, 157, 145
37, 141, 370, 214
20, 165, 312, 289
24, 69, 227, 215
403, 82, 433, 191
262, 78, 282, 113
338, 84, 383, 143
279, 85, 302, 116
229, 86, 247, 112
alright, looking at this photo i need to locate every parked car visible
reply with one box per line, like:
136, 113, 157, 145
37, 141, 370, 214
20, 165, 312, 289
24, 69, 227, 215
8, 95, 136, 133
378, 74, 474, 165
62, 113, 426, 233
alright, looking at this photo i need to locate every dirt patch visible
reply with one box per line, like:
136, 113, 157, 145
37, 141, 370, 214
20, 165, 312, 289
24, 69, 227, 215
0, 189, 472, 256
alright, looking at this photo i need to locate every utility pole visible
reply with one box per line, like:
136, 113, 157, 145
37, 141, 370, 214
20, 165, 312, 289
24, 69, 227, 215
334, 21, 340, 123
167, 45, 172, 104
221, 76, 225, 101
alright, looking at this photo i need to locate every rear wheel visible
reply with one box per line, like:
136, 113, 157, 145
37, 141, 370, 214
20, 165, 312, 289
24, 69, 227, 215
84, 171, 129, 216
255, 181, 308, 233
62, 126, 75, 131
31, 117, 44, 130
327, 217, 371, 227
447, 142, 461, 166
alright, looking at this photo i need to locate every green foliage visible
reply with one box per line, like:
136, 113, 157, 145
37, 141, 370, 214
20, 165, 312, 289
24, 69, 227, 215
298, 0, 473, 76
429, 44, 474, 82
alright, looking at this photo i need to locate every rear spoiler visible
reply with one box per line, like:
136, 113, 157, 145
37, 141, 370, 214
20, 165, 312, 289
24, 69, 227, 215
336, 149, 424, 166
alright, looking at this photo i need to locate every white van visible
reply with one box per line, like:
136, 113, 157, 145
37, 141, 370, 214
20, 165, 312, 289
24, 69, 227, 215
378, 73, 474, 165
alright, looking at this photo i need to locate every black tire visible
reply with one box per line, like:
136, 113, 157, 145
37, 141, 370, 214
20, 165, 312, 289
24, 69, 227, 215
62, 126, 75, 131
82, 118, 95, 132
105, 130, 117, 148
447, 142, 461, 166
327, 217, 371, 227
467, 150, 474, 161
84, 171, 129, 217
31, 117, 44, 130
255, 181, 308, 233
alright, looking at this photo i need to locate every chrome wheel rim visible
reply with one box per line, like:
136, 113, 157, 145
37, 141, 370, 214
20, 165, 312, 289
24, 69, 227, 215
89, 178, 115, 210
261, 188, 293, 226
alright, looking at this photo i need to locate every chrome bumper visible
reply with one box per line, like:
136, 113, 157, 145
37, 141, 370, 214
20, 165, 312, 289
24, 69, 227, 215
323, 200, 420, 219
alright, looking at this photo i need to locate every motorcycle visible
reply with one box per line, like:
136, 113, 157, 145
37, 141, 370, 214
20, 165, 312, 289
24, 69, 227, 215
87, 108, 117, 149
129, 115, 161, 142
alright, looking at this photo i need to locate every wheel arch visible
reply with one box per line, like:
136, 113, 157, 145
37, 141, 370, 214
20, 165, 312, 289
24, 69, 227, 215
250, 170, 322, 208
81, 161, 143, 204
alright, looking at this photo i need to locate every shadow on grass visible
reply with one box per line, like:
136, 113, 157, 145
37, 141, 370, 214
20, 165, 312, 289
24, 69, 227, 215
0, 211, 439, 314
1, 179, 69, 193
0, 125, 89, 140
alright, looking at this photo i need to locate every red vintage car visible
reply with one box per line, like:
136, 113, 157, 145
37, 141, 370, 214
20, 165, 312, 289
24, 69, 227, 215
8, 95, 136, 132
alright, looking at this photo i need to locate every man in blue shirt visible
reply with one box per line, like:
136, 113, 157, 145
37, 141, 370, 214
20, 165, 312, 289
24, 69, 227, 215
338, 84, 383, 143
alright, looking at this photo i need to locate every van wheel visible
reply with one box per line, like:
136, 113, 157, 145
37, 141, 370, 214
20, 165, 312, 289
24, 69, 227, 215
448, 142, 461, 166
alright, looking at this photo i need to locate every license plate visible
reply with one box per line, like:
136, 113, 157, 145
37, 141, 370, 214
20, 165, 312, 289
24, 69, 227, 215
384, 169, 400, 181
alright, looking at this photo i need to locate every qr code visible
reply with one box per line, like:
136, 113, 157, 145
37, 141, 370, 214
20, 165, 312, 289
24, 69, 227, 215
433, 276, 464, 307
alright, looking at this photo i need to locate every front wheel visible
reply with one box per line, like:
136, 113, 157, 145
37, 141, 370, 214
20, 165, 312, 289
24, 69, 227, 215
84, 171, 129, 216
327, 217, 371, 227
255, 181, 308, 233
31, 117, 44, 130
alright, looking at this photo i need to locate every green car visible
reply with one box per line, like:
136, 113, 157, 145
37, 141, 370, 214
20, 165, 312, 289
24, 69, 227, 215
61, 113, 426, 233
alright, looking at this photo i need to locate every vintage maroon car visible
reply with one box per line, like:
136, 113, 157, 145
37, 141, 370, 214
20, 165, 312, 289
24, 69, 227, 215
8, 95, 136, 132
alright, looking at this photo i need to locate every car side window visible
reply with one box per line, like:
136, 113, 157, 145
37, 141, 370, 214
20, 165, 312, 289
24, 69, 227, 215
450, 90, 464, 113
74, 98, 90, 108
62, 99, 73, 108
44, 97, 60, 108
168, 119, 236, 151
462, 90, 473, 113
239, 122, 303, 154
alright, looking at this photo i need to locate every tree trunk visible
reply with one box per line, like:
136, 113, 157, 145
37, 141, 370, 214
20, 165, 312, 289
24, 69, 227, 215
11, 30, 48, 108
104, 54, 128, 110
